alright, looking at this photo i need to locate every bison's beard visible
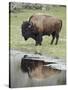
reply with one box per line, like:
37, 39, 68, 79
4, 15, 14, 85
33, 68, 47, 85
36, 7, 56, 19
24, 37, 28, 40
24, 35, 30, 40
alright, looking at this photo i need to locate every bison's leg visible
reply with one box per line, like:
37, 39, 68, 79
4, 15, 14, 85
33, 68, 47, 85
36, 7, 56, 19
55, 34, 59, 45
35, 33, 42, 46
35, 41, 39, 46
50, 32, 55, 45
27, 67, 31, 78
35, 41, 42, 46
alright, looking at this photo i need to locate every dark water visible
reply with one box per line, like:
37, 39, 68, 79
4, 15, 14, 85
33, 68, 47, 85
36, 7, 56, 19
9, 49, 66, 88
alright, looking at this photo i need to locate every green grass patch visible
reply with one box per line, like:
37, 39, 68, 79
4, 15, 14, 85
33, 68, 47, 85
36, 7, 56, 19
9, 6, 66, 58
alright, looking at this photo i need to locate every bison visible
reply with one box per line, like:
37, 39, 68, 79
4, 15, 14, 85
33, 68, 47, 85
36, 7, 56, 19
21, 55, 55, 77
21, 15, 62, 46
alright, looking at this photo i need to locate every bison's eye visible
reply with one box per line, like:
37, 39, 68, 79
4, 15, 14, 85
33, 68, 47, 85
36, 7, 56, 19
28, 25, 31, 28
28, 22, 33, 29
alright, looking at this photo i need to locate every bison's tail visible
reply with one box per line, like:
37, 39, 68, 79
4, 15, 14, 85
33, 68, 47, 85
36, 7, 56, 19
60, 20, 62, 31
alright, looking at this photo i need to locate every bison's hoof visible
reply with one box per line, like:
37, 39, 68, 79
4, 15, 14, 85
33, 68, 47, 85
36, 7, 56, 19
50, 43, 53, 45
55, 43, 57, 45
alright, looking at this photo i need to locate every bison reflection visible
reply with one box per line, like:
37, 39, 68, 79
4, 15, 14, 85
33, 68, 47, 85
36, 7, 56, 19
21, 55, 60, 78
21, 15, 62, 46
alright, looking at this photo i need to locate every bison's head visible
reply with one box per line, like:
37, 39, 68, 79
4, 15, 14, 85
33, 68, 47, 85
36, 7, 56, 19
21, 21, 34, 40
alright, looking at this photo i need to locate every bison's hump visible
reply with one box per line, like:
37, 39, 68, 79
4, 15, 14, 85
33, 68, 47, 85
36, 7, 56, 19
29, 15, 62, 32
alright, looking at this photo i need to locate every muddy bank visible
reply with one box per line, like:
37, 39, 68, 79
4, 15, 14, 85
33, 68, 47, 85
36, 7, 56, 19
9, 49, 66, 88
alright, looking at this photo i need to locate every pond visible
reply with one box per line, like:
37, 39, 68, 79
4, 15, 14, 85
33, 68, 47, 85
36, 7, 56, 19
9, 49, 66, 88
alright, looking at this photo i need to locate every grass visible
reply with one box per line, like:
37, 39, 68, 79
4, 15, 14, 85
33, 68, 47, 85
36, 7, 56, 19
9, 6, 66, 58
